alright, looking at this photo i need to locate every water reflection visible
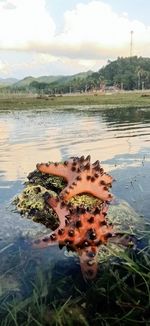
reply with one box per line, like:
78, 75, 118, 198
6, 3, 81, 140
0, 107, 150, 183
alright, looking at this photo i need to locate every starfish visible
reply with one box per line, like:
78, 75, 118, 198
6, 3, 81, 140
36, 156, 113, 202
33, 194, 114, 279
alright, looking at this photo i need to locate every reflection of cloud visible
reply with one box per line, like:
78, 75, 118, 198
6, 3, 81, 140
2, 142, 61, 181
0, 122, 11, 141
0, 138, 62, 181
0, 117, 62, 181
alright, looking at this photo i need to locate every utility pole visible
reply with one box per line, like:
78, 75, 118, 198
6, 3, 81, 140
130, 30, 134, 57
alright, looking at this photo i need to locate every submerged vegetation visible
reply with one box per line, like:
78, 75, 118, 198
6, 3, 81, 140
0, 238, 150, 325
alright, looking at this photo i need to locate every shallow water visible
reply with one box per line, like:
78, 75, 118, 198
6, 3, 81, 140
0, 106, 150, 308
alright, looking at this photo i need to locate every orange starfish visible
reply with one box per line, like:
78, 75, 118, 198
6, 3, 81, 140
33, 194, 114, 279
36, 156, 113, 202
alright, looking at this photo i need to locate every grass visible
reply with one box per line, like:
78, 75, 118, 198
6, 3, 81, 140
0, 91, 150, 110
0, 237, 150, 326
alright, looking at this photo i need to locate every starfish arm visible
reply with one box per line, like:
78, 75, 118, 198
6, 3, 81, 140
78, 246, 99, 280
36, 162, 70, 181
46, 195, 70, 229
33, 234, 58, 249
61, 178, 113, 202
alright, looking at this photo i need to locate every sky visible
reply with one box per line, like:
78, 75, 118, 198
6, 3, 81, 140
0, 0, 150, 79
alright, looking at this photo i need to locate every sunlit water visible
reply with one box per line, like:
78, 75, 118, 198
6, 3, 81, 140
0, 106, 150, 305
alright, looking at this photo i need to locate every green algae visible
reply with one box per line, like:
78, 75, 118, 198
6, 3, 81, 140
14, 184, 56, 214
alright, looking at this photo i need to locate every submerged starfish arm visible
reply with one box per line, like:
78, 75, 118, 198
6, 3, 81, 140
33, 235, 56, 249
33, 237, 99, 280
78, 246, 99, 280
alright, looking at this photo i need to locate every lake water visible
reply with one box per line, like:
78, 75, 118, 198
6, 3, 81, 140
0, 106, 150, 320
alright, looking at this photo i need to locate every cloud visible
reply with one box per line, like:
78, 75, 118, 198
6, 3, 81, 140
0, 0, 150, 77
0, 0, 150, 58
56, 1, 150, 58
0, 0, 55, 49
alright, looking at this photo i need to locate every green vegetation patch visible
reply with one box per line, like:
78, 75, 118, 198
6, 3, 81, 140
0, 244, 150, 326
1, 91, 150, 110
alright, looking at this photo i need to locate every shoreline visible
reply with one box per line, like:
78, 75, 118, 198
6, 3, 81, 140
0, 91, 150, 110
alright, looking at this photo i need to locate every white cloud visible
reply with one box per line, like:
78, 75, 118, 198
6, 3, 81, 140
0, 0, 55, 49
0, 0, 150, 57
0, 0, 150, 77
57, 1, 150, 57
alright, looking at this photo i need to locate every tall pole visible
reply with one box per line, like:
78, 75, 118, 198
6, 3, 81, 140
130, 30, 133, 57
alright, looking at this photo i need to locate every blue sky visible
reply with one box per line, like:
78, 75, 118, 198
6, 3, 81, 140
0, 0, 150, 79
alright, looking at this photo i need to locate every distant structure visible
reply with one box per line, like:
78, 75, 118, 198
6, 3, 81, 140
130, 30, 134, 57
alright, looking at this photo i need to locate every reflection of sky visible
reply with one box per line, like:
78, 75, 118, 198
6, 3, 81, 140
0, 108, 150, 182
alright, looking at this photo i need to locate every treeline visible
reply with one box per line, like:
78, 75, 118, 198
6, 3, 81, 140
1, 56, 150, 94
99, 56, 150, 90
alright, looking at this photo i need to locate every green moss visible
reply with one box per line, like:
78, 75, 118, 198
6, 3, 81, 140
69, 194, 102, 208
15, 184, 55, 213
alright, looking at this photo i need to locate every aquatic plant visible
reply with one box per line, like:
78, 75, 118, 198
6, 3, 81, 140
1, 242, 150, 325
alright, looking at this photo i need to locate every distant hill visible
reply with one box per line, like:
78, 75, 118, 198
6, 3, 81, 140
13, 71, 93, 87
10, 70, 93, 93
36, 75, 63, 83
1, 57, 150, 93
0, 77, 18, 85
13, 75, 63, 88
